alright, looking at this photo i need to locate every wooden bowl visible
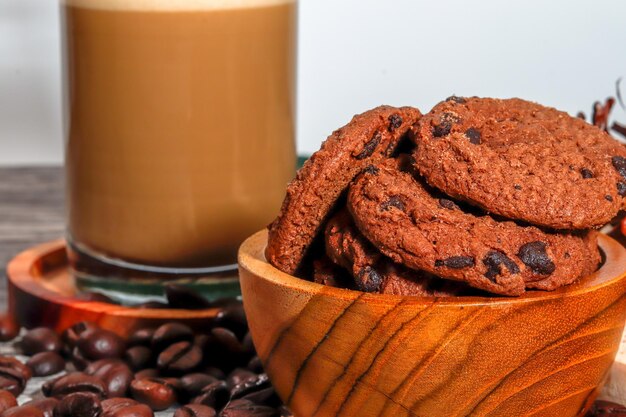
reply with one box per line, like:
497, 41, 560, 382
238, 230, 626, 417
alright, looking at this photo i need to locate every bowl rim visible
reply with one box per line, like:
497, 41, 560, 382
238, 230, 626, 307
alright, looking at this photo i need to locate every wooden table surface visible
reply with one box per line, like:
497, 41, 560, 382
0, 167, 64, 309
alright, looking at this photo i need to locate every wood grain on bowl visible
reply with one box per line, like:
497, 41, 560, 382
239, 230, 626, 417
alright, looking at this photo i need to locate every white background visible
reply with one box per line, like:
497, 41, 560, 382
1, 0, 626, 165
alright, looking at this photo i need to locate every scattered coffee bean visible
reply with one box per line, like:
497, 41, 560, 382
0, 390, 16, 413
127, 329, 155, 348
130, 378, 176, 411
76, 328, 126, 360
0, 317, 19, 342
23, 398, 58, 417
192, 380, 229, 410
202, 367, 225, 381
135, 368, 159, 380
152, 323, 194, 352
0, 357, 32, 382
211, 328, 242, 355
0, 405, 44, 417
18, 328, 62, 355
62, 322, 98, 354
230, 373, 271, 400
157, 341, 202, 375
53, 392, 102, 417
174, 404, 216, 417
42, 372, 106, 398
125, 346, 153, 371
213, 304, 247, 340
247, 357, 263, 374
221, 399, 278, 417
0, 357, 31, 396
85, 359, 133, 398
71, 346, 90, 371
165, 285, 212, 310
179, 373, 218, 402
226, 369, 256, 390
26, 351, 65, 377
101, 398, 153, 417
517, 241, 556, 275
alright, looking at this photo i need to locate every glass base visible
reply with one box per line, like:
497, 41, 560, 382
68, 241, 241, 305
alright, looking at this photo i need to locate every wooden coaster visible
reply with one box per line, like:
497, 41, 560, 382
6, 240, 220, 336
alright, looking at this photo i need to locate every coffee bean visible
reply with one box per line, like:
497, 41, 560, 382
580, 168, 594, 179
354, 132, 381, 160
247, 357, 263, 374
125, 346, 153, 371
151, 323, 194, 353
42, 372, 106, 398
240, 387, 280, 408
464, 127, 481, 144
62, 322, 98, 353
0, 357, 31, 396
0, 377, 22, 398
0, 357, 32, 381
220, 399, 278, 417
85, 359, 133, 398
517, 241, 556, 275
213, 303, 248, 339
101, 398, 153, 417
0, 316, 19, 342
355, 266, 383, 293
388, 114, 403, 131
127, 329, 155, 348
612, 156, 626, 179
71, 346, 90, 371
179, 373, 218, 402
435, 256, 475, 269
157, 341, 202, 375
230, 373, 271, 400
174, 404, 217, 417
201, 367, 225, 381
211, 328, 242, 355
381, 195, 405, 211
191, 380, 229, 410
588, 400, 626, 416
130, 378, 176, 411
483, 251, 520, 281
226, 369, 256, 390
0, 405, 44, 417
22, 398, 58, 417
165, 285, 212, 310
26, 352, 65, 377
53, 392, 102, 417
0, 390, 16, 413
19, 327, 62, 355
77, 328, 126, 360
135, 368, 159, 380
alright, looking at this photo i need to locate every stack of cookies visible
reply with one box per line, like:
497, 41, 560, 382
265, 97, 626, 296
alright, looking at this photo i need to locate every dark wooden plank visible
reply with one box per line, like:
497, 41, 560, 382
0, 167, 65, 309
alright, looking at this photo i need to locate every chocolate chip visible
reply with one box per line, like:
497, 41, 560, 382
581, 168, 594, 179
483, 251, 520, 281
355, 132, 381, 160
388, 114, 403, 131
26, 352, 65, 377
618, 182, 626, 197
438, 198, 456, 209
517, 241, 556, 275
446, 96, 466, 104
432, 122, 452, 138
355, 266, 383, 292
606, 195, 614, 202
514, 184, 522, 190
435, 256, 475, 269
612, 156, 626, 179
464, 128, 481, 144
381, 195, 405, 211
363, 165, 379, 175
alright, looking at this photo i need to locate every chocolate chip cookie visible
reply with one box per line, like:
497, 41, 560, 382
324, 209, 465, 296
412, 96, 626, 229
347, 158, 601, 296
266, 105, 421, 275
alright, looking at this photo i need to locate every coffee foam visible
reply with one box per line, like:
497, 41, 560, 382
63, 0, 294, 11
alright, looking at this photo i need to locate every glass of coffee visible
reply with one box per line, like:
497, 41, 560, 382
61, 0, 297, 299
